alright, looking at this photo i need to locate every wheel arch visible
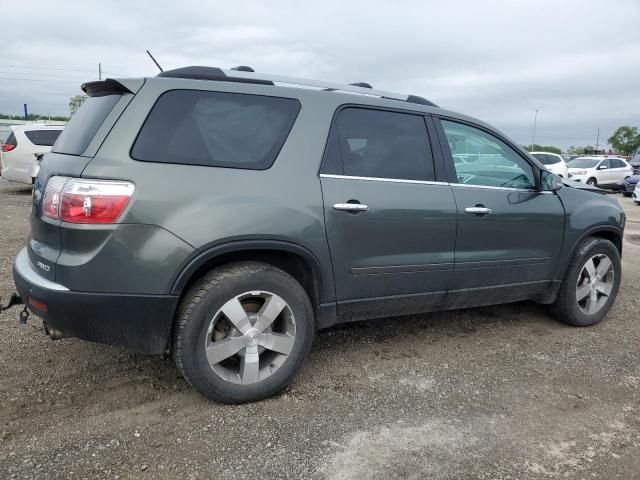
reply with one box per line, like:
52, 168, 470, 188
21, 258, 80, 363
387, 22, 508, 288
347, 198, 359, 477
556, 226, 623, 281
170, 240, 335, 311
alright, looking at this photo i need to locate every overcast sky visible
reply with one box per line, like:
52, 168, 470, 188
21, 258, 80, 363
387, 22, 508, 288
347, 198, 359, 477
2, 0, 639, 149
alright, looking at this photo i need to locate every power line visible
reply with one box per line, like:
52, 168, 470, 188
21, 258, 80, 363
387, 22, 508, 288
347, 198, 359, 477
1, 91, 79, 96
0, 77, 84, 84
0, 70, 95, 79
2, 64, 97, 73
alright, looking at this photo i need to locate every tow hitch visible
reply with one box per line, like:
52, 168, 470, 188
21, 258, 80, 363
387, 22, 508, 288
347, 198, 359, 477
0, 293, 29, 324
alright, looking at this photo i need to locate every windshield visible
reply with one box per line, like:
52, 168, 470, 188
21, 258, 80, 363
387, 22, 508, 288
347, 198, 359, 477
630, 155, 640, 166
568, 158, 599, 168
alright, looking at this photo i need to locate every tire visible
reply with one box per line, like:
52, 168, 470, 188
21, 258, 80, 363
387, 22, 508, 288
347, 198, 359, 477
174, 261, 315, 403
586, 177, 597, 186
550, 237, 621, 327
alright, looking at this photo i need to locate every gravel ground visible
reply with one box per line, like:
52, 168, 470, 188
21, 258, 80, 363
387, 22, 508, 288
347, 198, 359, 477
1, 178, 639, 479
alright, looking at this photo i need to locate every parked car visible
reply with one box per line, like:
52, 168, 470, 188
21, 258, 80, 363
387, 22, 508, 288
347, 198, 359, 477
530, 152, 569, 177
0, 125, 64, 185
10, 67, 625, 403
629, 152, 640, 175
567, 156, 632, 188
620, 175, 640, 197
633, 183, 640, 205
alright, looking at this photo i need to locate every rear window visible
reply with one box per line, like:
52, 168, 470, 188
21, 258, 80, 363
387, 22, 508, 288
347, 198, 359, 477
5, 132, 16, 147
53, 94, 122, 155
532, 153, 560, 165
24, 129, 62, 146
131, 90, 301, 170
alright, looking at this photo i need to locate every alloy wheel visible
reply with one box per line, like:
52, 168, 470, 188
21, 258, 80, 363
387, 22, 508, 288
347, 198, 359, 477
575, 254, 614, 315
204, 291, 296, 385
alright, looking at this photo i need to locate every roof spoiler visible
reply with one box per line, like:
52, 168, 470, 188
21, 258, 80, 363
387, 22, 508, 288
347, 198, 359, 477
81, 78, 144, 97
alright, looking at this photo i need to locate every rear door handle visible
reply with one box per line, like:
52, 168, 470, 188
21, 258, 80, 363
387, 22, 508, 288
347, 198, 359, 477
333, 202, 368, 213
465, 206, 492, 215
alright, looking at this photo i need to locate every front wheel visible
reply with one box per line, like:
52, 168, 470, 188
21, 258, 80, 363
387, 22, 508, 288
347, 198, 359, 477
173, 262, 315, 403
550, 237, 621, 327
586, 177, 597, 186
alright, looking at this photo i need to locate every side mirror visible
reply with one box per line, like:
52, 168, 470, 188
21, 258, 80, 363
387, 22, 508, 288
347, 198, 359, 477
541, 170, 563, 192
597, 165, 608, 170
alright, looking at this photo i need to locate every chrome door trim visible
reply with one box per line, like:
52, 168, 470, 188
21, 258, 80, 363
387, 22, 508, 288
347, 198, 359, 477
450, 183, 554, 194
320, 173, 449, 186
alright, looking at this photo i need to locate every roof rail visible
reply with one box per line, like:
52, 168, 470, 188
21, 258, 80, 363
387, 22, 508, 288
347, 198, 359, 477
156, 66, 438, 108
350, 82, 373, 89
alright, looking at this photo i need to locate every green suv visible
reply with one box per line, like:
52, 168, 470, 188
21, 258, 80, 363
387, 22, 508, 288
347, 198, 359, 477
10, 66, 625, 403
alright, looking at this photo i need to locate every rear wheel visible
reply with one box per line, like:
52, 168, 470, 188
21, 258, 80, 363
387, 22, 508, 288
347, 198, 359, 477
586, 177, 597, 186
174, 262, 315, 403
550, 237, 620, 326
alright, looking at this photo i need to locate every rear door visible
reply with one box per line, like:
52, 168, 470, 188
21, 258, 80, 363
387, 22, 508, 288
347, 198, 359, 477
320, 107, 457, 318
435, 118, 565, 303
596, 159, 614, 184
610, 158, 631, 183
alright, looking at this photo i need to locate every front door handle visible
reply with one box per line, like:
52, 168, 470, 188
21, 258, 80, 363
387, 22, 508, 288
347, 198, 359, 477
333, 202, 368, 213
465, 206, 492, 215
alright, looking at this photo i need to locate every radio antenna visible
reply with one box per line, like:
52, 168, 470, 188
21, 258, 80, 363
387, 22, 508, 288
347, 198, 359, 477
146, 50, 164, 72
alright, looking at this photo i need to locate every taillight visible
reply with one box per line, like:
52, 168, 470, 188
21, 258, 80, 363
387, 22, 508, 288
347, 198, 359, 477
1, 143, 16, 152
42, 177, 134, 224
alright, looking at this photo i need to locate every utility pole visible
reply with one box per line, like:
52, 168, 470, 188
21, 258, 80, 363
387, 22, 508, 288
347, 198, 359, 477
531, 109, 539, 150
98, 62, 102, 80
595, 128, 600, 153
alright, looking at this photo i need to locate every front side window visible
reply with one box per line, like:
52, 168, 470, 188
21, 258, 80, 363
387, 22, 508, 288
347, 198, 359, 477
132, 90, 301, 170
329, 107, 434, 181
441, 120, 535, 189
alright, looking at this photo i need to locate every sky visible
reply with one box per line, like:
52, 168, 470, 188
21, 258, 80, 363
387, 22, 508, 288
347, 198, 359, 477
1, 0, 639, 150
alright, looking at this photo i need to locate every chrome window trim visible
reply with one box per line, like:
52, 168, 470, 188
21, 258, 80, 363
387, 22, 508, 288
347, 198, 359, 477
318, 174, 554, 193
450, 183, 550, 193
319, 173, 449, 186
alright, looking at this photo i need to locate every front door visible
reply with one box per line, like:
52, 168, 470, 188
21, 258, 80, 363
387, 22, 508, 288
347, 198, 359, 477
320, 107, 458, 318
436, 119, 565, 304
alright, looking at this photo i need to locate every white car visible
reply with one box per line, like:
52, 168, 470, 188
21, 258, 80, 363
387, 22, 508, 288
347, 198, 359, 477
566, 156, 632, 188
530, 151, 569, 178
0, 125, 64, 185
633, 183, 640, 205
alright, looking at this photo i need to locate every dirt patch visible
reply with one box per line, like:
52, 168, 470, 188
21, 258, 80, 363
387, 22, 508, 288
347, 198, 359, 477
1, 181, 640, 479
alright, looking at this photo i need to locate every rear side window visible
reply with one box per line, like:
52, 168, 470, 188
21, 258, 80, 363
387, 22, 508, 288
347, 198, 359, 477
24, 129, 62, 146
612, 159, 626, 168
532, 153, 560, 165
131, 90, 301, 170
53, 94, 122, 155
326, 107, 434, 181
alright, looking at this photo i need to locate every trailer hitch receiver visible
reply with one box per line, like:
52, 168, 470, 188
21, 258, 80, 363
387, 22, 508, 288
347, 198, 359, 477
1, 293, 29, 324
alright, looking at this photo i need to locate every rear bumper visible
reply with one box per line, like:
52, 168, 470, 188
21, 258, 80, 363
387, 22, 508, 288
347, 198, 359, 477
12, 248, 178, 354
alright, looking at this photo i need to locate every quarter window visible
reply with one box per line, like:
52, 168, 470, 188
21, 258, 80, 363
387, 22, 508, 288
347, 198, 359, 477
327, 108, 435, 181
132, 90, 301, 170
441, 120, 535, 189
